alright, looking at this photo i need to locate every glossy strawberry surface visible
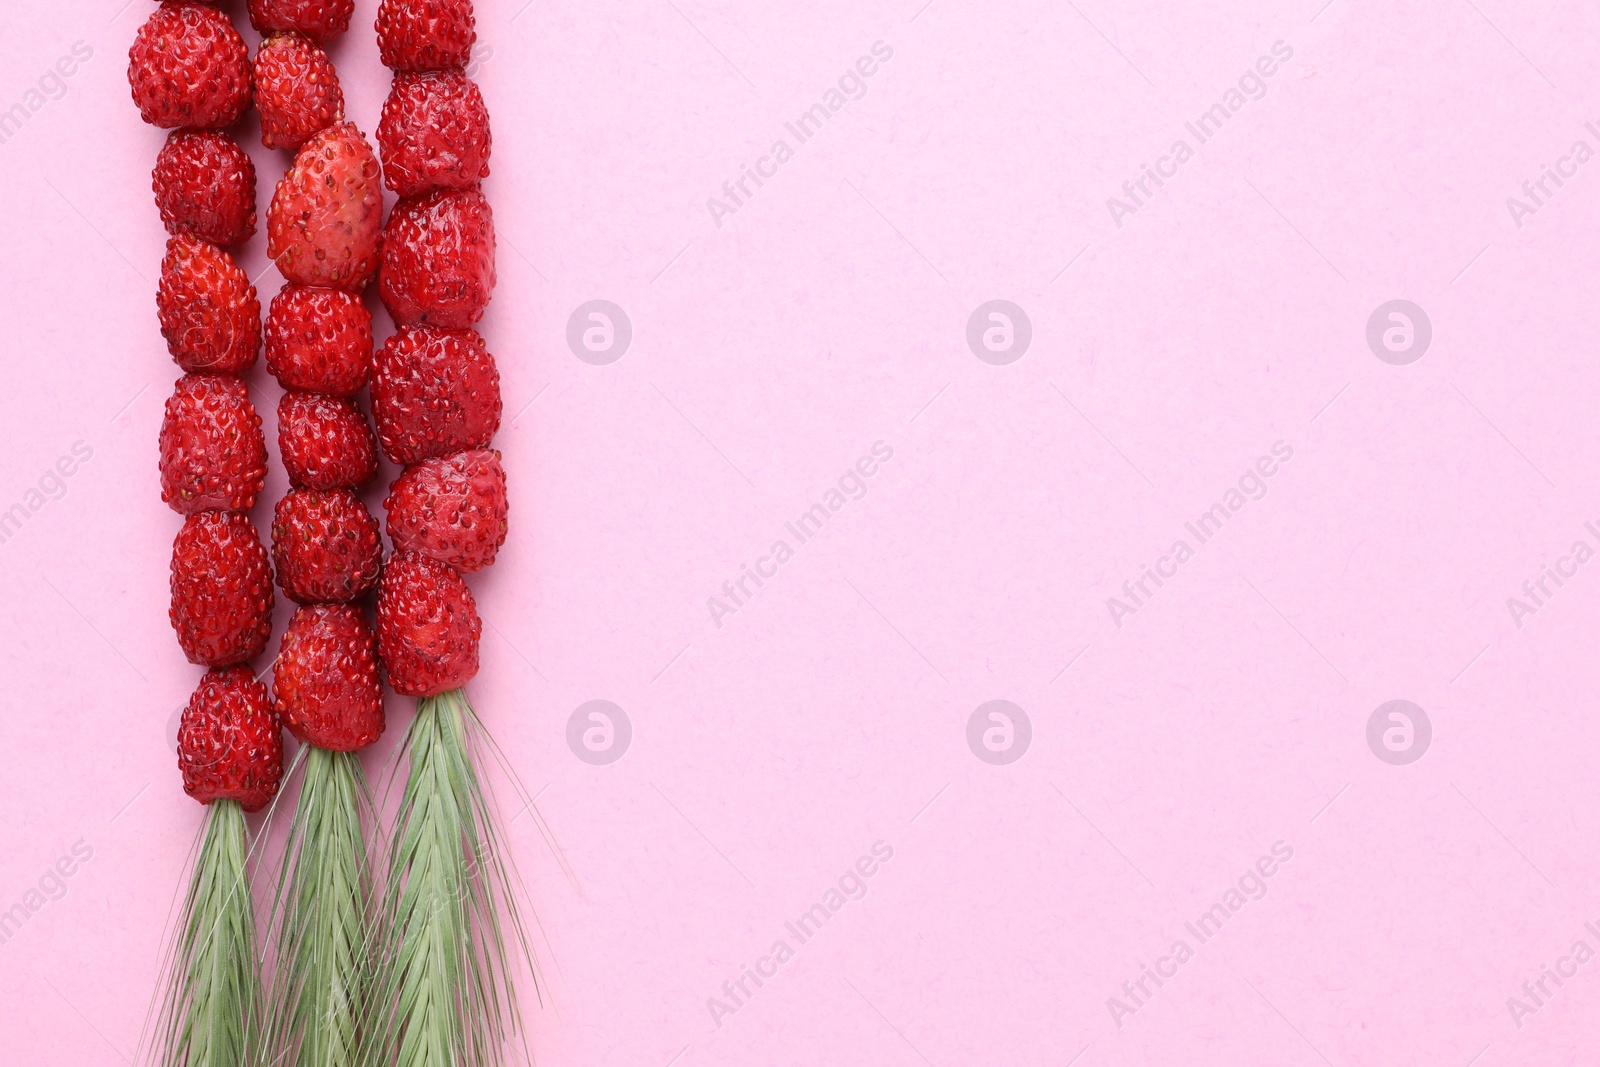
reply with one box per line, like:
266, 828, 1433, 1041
178, 666, 282, 812
371, 327, 500, 465
273, 604, 384, 750
158, 374, 268, 515
170, 511, 274, 667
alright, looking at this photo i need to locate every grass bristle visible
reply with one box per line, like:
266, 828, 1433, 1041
147, 798, 263, 1067
366, 688, 535, 1067
263, 746, 375, 1067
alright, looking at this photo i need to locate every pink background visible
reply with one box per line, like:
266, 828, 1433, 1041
5, 0, 1600, 1063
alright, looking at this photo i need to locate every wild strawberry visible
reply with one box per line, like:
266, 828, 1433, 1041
371, 327, 500, 465
253, 32, 344, 150
248, 0, 354, 41
129, 3, 251, 129
375, 0, 475, 72
376, 551, 481, 697
170, 511, 274, 667
384, 448, 507, 572
278, 391, 378, 489
376, 70, 490, 197
379, 188, 495, 329
152, 130, 256, 246
271, 488, 382, 603
159, 374, 268, 514
268, 122, 383, 291
273, 604, 383, 750
263, 285, 372, 395
177, 666, 282, 812
156, 235, 262, 376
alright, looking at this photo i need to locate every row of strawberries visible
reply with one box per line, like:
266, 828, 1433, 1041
137, 0, 281, 816
131, 0, 501, 813
259, 7, 387, 783
370, 0, 506, 707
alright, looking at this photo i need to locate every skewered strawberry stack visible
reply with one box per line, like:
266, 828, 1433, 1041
364, 1, 528, 1061
373, 0, 500, 712
255, 26, 385, 776
244, 2, 392, 1063
130, 4, 279, 1066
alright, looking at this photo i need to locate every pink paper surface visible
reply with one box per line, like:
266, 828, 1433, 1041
4, 0, 1600, 1063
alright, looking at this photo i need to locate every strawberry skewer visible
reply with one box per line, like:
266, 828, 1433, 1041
244, 4, 392, 1063
130, 4, 281, 1066
363, 2, 533, 1062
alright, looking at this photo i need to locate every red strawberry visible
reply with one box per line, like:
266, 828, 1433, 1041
273, 604, 384, 750
129, 3, 252, 129
177, 666, 282, 813
152, 130, 257, 246
375, 0, 475, 72
170, 512, 274, 667
278, 391, 379, 489
253, 32, 345, 150
376, 70, 491, 197
157, 235, 262, 376
271, 488, 382, 603
159, 374, 268, 514
379, 188, 495, 328
264, 285, 372, 394
371, 327, 501, 465
376, 551, 481, 697
384, 449, 507, 573
248, 0, 354, 41
267, 122, 383, 291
